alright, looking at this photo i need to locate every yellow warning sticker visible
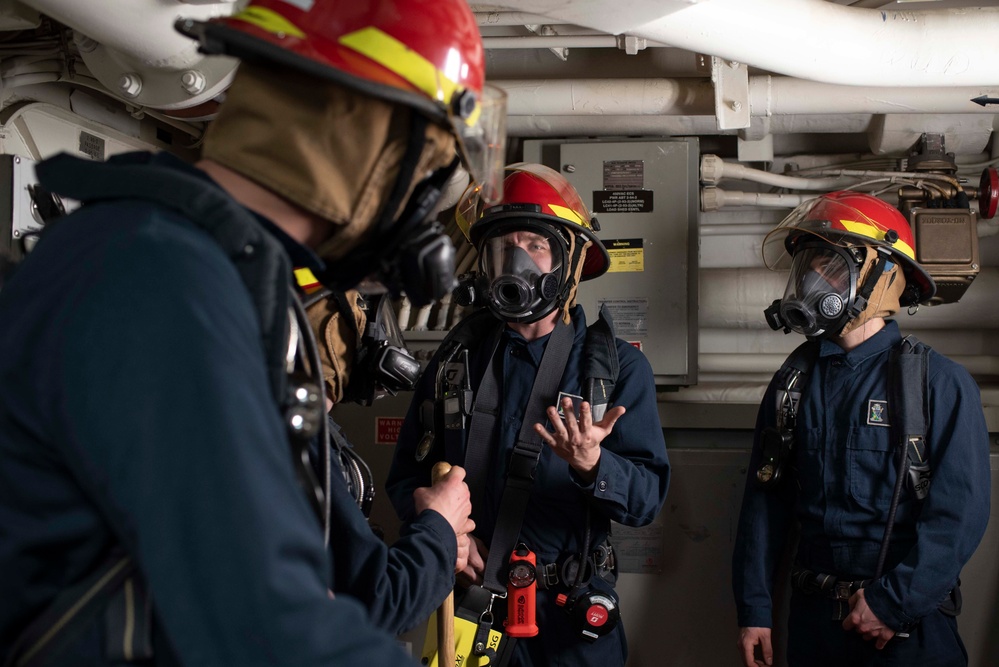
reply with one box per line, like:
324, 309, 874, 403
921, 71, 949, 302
606, 238, 644, 273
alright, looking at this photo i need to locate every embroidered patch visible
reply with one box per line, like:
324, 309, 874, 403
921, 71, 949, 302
867, 400, 890, 426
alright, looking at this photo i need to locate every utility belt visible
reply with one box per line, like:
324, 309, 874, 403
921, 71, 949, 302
791, 566, 962, 628
791, 566, 873, 620
536, 540, 617, 591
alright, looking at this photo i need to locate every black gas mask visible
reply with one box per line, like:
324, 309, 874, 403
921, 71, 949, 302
764, 242, 863, 338
345, 293, 421, 406
316, 156, 460, 308
477, 221, 568, 323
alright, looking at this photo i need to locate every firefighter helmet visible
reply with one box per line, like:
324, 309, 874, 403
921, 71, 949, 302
762, 191, 935, 306
176, 0, 507, 204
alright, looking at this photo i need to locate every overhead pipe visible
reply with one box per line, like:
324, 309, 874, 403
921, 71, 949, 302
701, 189, 815, 212
699, 268, 999, 330
490, 0, 999, 87
498, 77, 998, 118
506, 114, 875, 138
476, 11, 572, 27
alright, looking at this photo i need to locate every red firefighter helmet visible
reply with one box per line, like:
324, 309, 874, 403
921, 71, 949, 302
176, 0, 507, 203
762, 191, 935, 306
457, 163, 610, 280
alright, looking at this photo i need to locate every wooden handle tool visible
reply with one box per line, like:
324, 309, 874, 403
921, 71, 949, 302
431, 461, 456, 667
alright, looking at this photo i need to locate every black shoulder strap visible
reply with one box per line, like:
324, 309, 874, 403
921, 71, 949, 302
891, 335, 932, 499
583, 303, 619, 421
875, 334, 930, 579
774, 340, 819, 431
480, 320, 576, 594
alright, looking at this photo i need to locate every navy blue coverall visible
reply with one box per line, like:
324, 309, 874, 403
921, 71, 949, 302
387, 305, 671, 666
733, 320, 991, 666
0, 151, 432, 665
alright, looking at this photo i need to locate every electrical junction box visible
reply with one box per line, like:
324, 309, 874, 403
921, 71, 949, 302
523, 138, 699, 387
908, 207, 980, 305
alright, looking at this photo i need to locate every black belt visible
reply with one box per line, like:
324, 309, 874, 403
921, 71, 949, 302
791, 566, 873, 620
537, 541, 616, 591
791, 566, 872, 600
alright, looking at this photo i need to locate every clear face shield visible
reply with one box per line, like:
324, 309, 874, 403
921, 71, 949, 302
479, 225, 566, 323
775, 244, 860, 338
452, 84, 508, 207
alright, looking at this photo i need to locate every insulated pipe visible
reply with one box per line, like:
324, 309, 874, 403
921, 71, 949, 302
498, 78, 998, 118
20, 0, 237, 110
20, 0, 232, 67
699, 268, 999, 330
476, 11, 572, 26
698, 353, 999, 376
483, 36, 620, 49
506, 114, 875, 138
495, 0, 999, 87
701, 155, 858, 190
701, 188, 816, 212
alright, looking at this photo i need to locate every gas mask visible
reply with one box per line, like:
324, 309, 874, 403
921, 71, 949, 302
765, 242, 862, 338
346, 293, 422, 406
478, 223, 568, 323
306, 290, 420, 407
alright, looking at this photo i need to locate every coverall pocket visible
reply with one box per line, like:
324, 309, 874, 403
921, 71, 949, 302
847, 426, 898, 506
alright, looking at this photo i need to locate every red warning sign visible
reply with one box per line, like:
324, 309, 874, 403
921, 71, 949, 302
375, 417, 405, 445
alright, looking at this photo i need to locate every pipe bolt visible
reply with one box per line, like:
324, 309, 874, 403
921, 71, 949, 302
181, 70, 207, 96
118, 73, 142, 98
729, 100, 743, 111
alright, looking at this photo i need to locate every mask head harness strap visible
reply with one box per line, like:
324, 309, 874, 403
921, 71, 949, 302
846, 232, 897, 322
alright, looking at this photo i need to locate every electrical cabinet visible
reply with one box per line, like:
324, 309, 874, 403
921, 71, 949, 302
524, 138, 699, 386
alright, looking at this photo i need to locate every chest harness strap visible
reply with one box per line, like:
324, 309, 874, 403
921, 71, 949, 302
459, 319, 575, 661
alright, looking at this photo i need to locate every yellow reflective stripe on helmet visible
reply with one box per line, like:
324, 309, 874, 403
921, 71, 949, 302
548, 203, 585, 226
229, 6, 306, 39
339, 27, 459, 106
839, 219, 916, 260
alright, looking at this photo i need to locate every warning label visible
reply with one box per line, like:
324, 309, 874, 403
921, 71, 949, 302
605, 238, 644, 273
598, 298, 649, 337
593, 190, 653, 214
375, 417, 405, 445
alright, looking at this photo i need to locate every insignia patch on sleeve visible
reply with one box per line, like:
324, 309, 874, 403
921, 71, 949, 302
867, 400, 890, 426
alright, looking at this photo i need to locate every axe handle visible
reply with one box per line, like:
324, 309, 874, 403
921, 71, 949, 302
431, 461, 456, 667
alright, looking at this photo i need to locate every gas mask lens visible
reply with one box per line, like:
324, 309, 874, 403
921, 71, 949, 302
481, 228, 563, 322
779, 247, 853, 336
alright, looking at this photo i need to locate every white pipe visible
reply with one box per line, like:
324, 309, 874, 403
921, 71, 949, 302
699, 353, 999, 376
483, 36, 620, 49
700, 155, 859, 190
476, 11, 572, 27
20, 0, 234, 68
498, 77, 997, 117
506, 114, 875, 138
494, 0, 999, 87
660, 381, 999, 406
699, 268, 999, 330
701, 188, 816, 212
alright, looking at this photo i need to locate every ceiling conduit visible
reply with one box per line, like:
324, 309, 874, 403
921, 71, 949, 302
491, 0, 999, 87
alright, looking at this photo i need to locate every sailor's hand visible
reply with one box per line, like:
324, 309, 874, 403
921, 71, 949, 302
534, 397, 625, 483
413, 465, 474, 569
843, 589, 895, 649
737, 627, 773, 667
456, 534, 487, 587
